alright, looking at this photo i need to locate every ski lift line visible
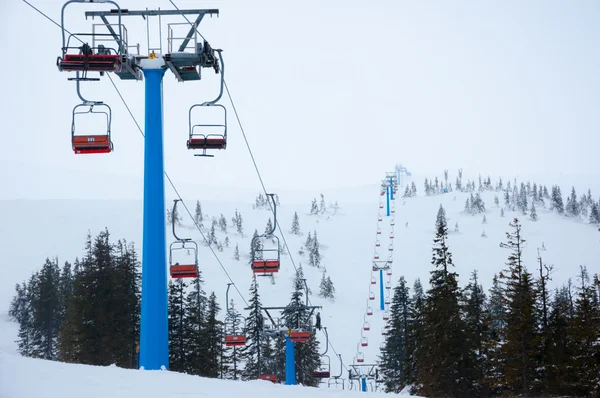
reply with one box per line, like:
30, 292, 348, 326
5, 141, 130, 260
168, 0, 207, 42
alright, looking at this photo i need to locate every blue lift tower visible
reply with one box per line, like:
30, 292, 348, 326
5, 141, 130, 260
56, 0, 224, 370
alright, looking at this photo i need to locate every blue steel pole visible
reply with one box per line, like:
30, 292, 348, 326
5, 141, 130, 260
139, 66, 168, 370
379, 269, 385, 311
361, 377, 367, 392
386, 186, 390, 217
285, 335, 296, 385
390, 176, 394, 200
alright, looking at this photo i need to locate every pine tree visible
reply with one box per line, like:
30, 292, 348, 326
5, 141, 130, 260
499, 218, 538, 395
310, 199, 318, 215
550, 185, 565, 214
569, 265, 600, 396
415, 205, 470, 396
482, 214, 487, 224
208, 219, 217, 246
590, 201, 600, 224
501, 208, 505, 217
15, 276, 35, 357
233, 243, 240, 261
319, 194, 326, 214
201, 292, 223, 378
494, 195, 500, 207
565, 186, 580, 217
291, 212, 301, 235
454, 222, 459, 234
235, 210, 244, 236
242, 275, 265, 380
318, 269, 335, 300
308, 230, 321, 268
224, 236, 230, 248
219, 214, 228, 233
249, 229, 263, 264
183, 274, 207, 375
380, 276, 413, 392
545, 285, 573, 395
194, 200, 204, 229
530, 202, 538, 221
168, 278, 188, 372
222, 300, 243, 380
462, 270, 489, 396
264, 217, 273, 235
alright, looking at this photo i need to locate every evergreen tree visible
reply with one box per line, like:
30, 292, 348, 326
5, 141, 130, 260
264, 217, 273, 235
380, 276, 413, 392
308, 230, 321, 268
565, 186, 580, 217
194, 200, 204, 229
249, 229, 263, 265
183, 274, 207, 375
208, 219, 217, 246
224, 236, 230, 248
242, 275, 266, 380
494, 195, 500, 207
530, 202, 538, 221
501, 208, 505, 217
291, 212, 301, 235
462, 270, 489, 396
219, 214, 228, 233
201, 292, 222, 378
15, 276, 35, 357
415, 205, 470, 396
319, 194, 326, 214
482, 214, 487, 224
233, 243, 240, 261
318, 269, 335, 300
590, 201, 600, 224
550, 185, 565, 214
222, 300, 243, 380
545, 286, 574, 395
569, 265, 600, 396
168, 278, 188, 372
310, 198, 318, 215
499, 218, 538, 395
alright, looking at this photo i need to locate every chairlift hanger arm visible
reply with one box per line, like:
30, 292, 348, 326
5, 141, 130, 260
62, 0, 123, 54
171, 199, 190, 242
75, 72, 103, 105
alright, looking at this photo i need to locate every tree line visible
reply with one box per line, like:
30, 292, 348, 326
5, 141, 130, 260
9, 229, 325, 385
379, 207, 600, 397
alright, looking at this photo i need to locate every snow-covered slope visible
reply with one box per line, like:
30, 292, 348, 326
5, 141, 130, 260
1, 172, 599, 394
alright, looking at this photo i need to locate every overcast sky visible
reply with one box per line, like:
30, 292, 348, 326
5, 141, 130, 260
1, 0, 599, 200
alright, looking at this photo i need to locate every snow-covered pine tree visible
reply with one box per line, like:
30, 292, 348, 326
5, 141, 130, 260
482, 214, 487, 224
499, 218, 538, 395
415, 205, 471, 397
319, 194, 326, 214
194, 200, 204, 228
501, 208, 505, 217
168, 278, 188, 372
233, 243, 240, 261
494, 195, 500, 207
462, 270, 490, 396
219, 214, 228, 233
318, 269, 335, 300
224, 236, 230, 248
310, 198, 319, 215
565, 186, 580, 218
308, 230, 321, 268
264, 217, 273, 235
530, 202, 538, 221
589, 201, 600, 224
249, 229, 263, 264
241, 275, 264, 380
183, 274, 208, 376
550, 185, 565, 214
411, 181, 417, 196
208, 220, 217, 246
379, 276, 413, 392
291, 211, 301, 235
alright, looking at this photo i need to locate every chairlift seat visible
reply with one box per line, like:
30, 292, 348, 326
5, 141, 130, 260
260, 375, 276, 383
72, 135, 112, 154
251, 259, 280, 273
288, 331, 311, 343
170, 264, 198, 278
58, 54, 120, 72
225, 334, 246, 347
312, 371, 331, 378
187, 136, 226, 150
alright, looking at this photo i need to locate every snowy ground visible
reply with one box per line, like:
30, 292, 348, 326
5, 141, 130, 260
1, 172, 598, 396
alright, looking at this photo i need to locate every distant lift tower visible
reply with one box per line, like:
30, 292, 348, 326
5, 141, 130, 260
56, 0, 223, 370
395, 163, 411, 187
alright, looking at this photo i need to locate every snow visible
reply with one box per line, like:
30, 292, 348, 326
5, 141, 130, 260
1, 172, 599, 396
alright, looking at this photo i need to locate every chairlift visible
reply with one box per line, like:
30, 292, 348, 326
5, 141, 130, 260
169, 200, 199, 278
188, 50, 227, 156
369, 291, 375, 301
389, 244, 394, 252
383, 310, 390, 321
361, 336, 368, 347
251, 194, 280, 275
366, 307, 373, 316
370, 276, 376, 285
377, 228, 381, 235
259, 375, 276, 383
224, 283, 247, 347
57, 1, 125, 77
375, 239, 380, 247
373, 252, 379, 260
385, 280, 391, 290
363, 321, 370, 331
71, 102, 114, 154
356, 352, 364, 363
288, 329, 311, 343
